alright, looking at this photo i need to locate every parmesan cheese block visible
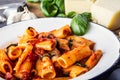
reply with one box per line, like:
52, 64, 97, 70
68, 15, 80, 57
86, 0, 96, 3
64, 0, 94, 14
91, 0, 120, 30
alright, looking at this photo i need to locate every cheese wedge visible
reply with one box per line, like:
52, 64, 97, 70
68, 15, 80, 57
91, 0, 120, 30
64, 0, 94, 14
86, 0, 96, 3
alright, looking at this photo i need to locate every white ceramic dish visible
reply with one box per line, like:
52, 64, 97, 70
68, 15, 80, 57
0, 18, 120, 80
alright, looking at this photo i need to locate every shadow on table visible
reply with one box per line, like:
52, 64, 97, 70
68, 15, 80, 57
90, 59, 120, 80
0, 22, 6, 28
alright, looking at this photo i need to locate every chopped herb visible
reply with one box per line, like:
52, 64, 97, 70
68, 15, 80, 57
68, 39, 73, 49
75, 62, 86, 67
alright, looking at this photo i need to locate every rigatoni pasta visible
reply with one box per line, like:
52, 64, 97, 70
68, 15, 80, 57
57, 45, 92, 68
35, 40, 56, 51
41, 57, 56, 79
14, 44, 33, 72
51, 25, 72, 38
63, 65, 88, 78
14, 57, 33, 79
18, 27, 38, 44
36, 58, 42, 77
0, 50, 12, 75
0, 25, 102, 80
85, 50, 103, 70
7, 46, 22, 60
66, 36, 95, 49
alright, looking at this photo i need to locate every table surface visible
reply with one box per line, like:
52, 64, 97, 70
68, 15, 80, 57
0, 0, 24, 5
0, 0, 120, 80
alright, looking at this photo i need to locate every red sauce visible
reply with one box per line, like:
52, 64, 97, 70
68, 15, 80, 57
91, 53, 97, 62
0, 71, 5, 78
11, 48, 21, 56
4, 64, 10, 72
34, 47, 45, 55
28, 52, 38, 66
22, 72, 30, 80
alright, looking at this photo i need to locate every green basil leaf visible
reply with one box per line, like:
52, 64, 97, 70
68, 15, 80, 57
55, 0, 65, 13
67, 11, 77, 18
40, 0, 58, 17
70, 12, 91, 36
40, 0, 65, 17
81, 12, 92, 21
70, 17, 81, 35
57, 13, 66, 17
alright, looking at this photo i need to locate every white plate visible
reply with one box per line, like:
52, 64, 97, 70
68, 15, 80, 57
0, 18, 120, 80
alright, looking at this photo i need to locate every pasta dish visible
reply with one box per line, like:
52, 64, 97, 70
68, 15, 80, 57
0, 25, 102, 80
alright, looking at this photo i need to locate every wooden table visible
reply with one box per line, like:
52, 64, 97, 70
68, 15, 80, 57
27, 2, 45, 18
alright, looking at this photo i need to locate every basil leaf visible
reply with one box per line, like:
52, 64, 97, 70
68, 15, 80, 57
81, 12, 92, 21
40, 0, 65, 17
41, 0, 58, 17
55, 0, 65, 13
57, 13, 66, 17
70, 12, 91, 36
67, 11, 77, 18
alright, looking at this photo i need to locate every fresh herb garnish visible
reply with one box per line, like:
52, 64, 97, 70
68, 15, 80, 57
40, 0, 65, 17
70, 12, 91, 36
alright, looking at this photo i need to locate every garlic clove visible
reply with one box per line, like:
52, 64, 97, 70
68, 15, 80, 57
3, 7, 18, 18
7, 15, 16, 25
21, 12, 37, 21
7, 12, 22, 25
20, 7, 37, 21
6, 6, 37, 25
13, 12, 23, 22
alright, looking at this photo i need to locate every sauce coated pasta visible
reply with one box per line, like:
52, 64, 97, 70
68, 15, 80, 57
0, 25, 102, 80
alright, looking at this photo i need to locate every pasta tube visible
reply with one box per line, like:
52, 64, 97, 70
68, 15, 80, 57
50, 48, 61, 68
63, 65, 88, 78
57, 39, 70, 51
14, 44, 33, 72
57, 45, 92, 68
25, 27, 38, 38
18, 27, 38, 44
41, 57, 56, 79
19, 57, 32, 73
36, 40, 56, 51
36, 58, 42, 77
50, 48, 60, 63
0, 50, 12, 74
0, 61, 13, 74
8, 46, 22, 60
14, 57, 32, 79
85, 50, 102, 69
67, 36, 95, 49
51, 25, 72, 38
